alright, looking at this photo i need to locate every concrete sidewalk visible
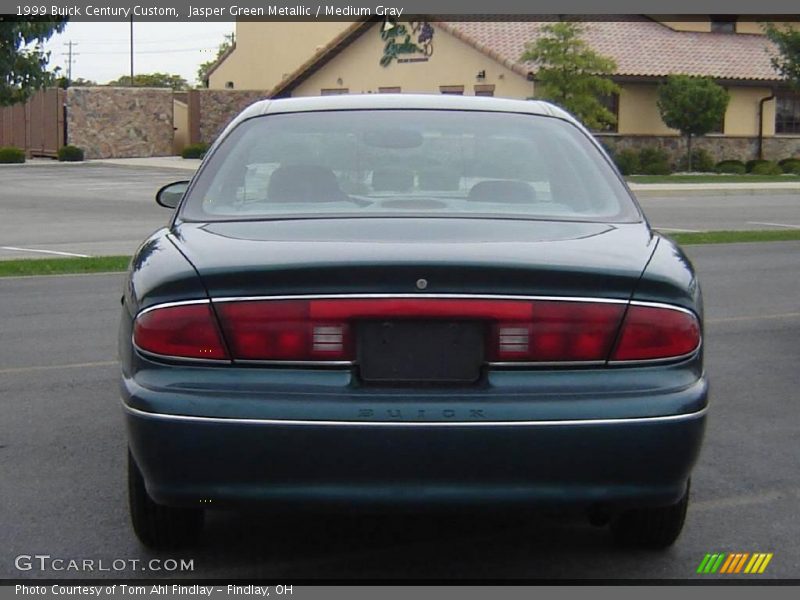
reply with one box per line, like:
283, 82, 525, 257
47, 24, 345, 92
7, 156, 800, 196
91, 156, 200, 171
628, 181, 800, 197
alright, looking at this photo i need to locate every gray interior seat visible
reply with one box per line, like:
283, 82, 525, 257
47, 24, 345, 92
468, 180, 537, 204
267, 165, 346, 203
372, 168, 415, 192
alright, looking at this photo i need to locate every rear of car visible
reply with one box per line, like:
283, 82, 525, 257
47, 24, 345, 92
120, 96, 707, 549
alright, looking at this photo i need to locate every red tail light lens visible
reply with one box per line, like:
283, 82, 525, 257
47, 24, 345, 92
214, 298, 626, 363
133, 303, 229, 360
215, 300, 352, 361
133, 298, 700, 365
611, 304, 701, 361
490, 301, 626, 362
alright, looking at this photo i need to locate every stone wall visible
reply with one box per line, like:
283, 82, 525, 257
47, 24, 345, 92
191, 90, 268, 145
67, 87, 173, 159
596, 134, 800, 165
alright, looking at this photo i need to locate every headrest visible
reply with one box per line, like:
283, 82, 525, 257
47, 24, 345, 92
467, 180, 537, 204
371, 168, 415, 192
267, 165, 343, 203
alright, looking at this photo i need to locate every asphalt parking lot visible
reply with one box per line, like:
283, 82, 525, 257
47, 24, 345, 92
1, 164, 800, 260
1, 242, 798, 580
0, 165, 179, 260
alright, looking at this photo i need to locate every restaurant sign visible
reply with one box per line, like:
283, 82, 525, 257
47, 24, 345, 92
380, 21, 434, 67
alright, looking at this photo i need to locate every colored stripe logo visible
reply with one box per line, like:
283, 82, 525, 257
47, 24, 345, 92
697, 552, 773, 574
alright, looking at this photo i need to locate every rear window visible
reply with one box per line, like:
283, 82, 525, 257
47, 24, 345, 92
180, 110, 640, 223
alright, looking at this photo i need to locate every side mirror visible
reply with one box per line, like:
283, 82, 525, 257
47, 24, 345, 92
156, 181, 190, 209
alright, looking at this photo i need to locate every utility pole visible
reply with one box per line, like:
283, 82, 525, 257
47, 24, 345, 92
129, 15, 134, 85
62, 41, 78, 86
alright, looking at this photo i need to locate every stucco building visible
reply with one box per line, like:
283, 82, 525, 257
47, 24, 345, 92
204, 16, 800, 160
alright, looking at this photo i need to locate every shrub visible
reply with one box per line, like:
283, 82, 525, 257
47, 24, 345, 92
0, 146, 26, 163
715, 160, 746, 174
677, 148, 715, 172
749, 160, 783, 176
613, 149, 640, 175
638, 147, 671, 175
181, 143, 209, 159
57, 145, 84, 162
745, 159, 771, 173
778, 158, 800, 174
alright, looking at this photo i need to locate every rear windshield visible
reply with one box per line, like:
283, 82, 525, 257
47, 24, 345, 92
179, 109, 640, 223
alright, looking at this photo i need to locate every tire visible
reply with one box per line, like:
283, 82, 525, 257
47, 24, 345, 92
128, 450, 204, 549
611, 480, 690, 549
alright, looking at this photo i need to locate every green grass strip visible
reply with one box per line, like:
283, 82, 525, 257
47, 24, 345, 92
667, 229, 800, 245
628, 174, 800, 184
0, 256, 130, 278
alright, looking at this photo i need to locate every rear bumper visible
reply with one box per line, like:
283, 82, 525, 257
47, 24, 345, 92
123, 386, 707, 510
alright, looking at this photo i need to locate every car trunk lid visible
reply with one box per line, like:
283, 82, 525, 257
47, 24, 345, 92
171, 218, 655, 300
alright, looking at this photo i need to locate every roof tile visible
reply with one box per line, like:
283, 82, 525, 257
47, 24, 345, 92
438, 17, 782, 82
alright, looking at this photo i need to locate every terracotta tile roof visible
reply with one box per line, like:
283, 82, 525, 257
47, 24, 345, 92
437, 16, 782, 82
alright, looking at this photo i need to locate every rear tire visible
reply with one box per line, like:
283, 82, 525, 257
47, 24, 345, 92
611, 480, 690, 549
128, 450, 204, 549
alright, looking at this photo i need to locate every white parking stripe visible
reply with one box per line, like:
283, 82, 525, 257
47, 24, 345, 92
748, 221, 800, 229
655, 226, 700, 232
1, 246, 90, 258
0, 360, 118, 375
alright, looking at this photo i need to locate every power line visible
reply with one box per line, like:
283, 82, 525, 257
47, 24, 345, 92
78, 47, 217, 55
72, 36, 230, 46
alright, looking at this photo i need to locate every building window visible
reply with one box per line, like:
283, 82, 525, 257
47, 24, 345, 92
440, 85, 464, 95
776, 94, 800, 134
597, 93, 620, 133
378, 87, 401, 93
474, 84, 495, 97
225, 81, 234, 89
320, 88, 349, 96
710, 16, 736, 33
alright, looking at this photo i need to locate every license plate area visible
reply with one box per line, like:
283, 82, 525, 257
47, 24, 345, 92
357, 320, 484, 384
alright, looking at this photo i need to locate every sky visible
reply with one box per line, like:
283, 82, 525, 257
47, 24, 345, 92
42, 21, 236, 86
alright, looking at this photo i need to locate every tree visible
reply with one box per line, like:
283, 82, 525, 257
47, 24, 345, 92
56, 76, 96, 88
657, 75, 729, 171
197, 32, 235, 87
0, 18, 67, 105
521, 21, 620, 130
764, 23, 800, 89
107, 72, 189, 90
69, 77, 97, 87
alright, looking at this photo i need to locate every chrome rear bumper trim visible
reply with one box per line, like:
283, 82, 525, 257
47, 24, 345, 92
122, 402, 707, 428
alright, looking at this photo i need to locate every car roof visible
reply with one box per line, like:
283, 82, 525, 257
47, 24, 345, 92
231, 94, 578, 126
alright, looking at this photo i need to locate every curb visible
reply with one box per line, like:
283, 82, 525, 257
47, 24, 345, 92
632, 187, 800, 198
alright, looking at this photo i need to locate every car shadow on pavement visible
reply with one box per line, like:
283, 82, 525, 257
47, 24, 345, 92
165, 508, 647, 579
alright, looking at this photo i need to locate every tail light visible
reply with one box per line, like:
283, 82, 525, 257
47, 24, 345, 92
215, 300, 352, 361
133, 303, 229, 360
611, 304, 701, 361
490, 301, 625, 362
133, 298, 700, 364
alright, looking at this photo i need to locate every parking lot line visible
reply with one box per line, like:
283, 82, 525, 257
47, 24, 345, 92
707, 312, 800, 324
1, 246, 90, 258
655, 226, 700, 232
0, 360, 118, 375
747, 221, 800, 229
